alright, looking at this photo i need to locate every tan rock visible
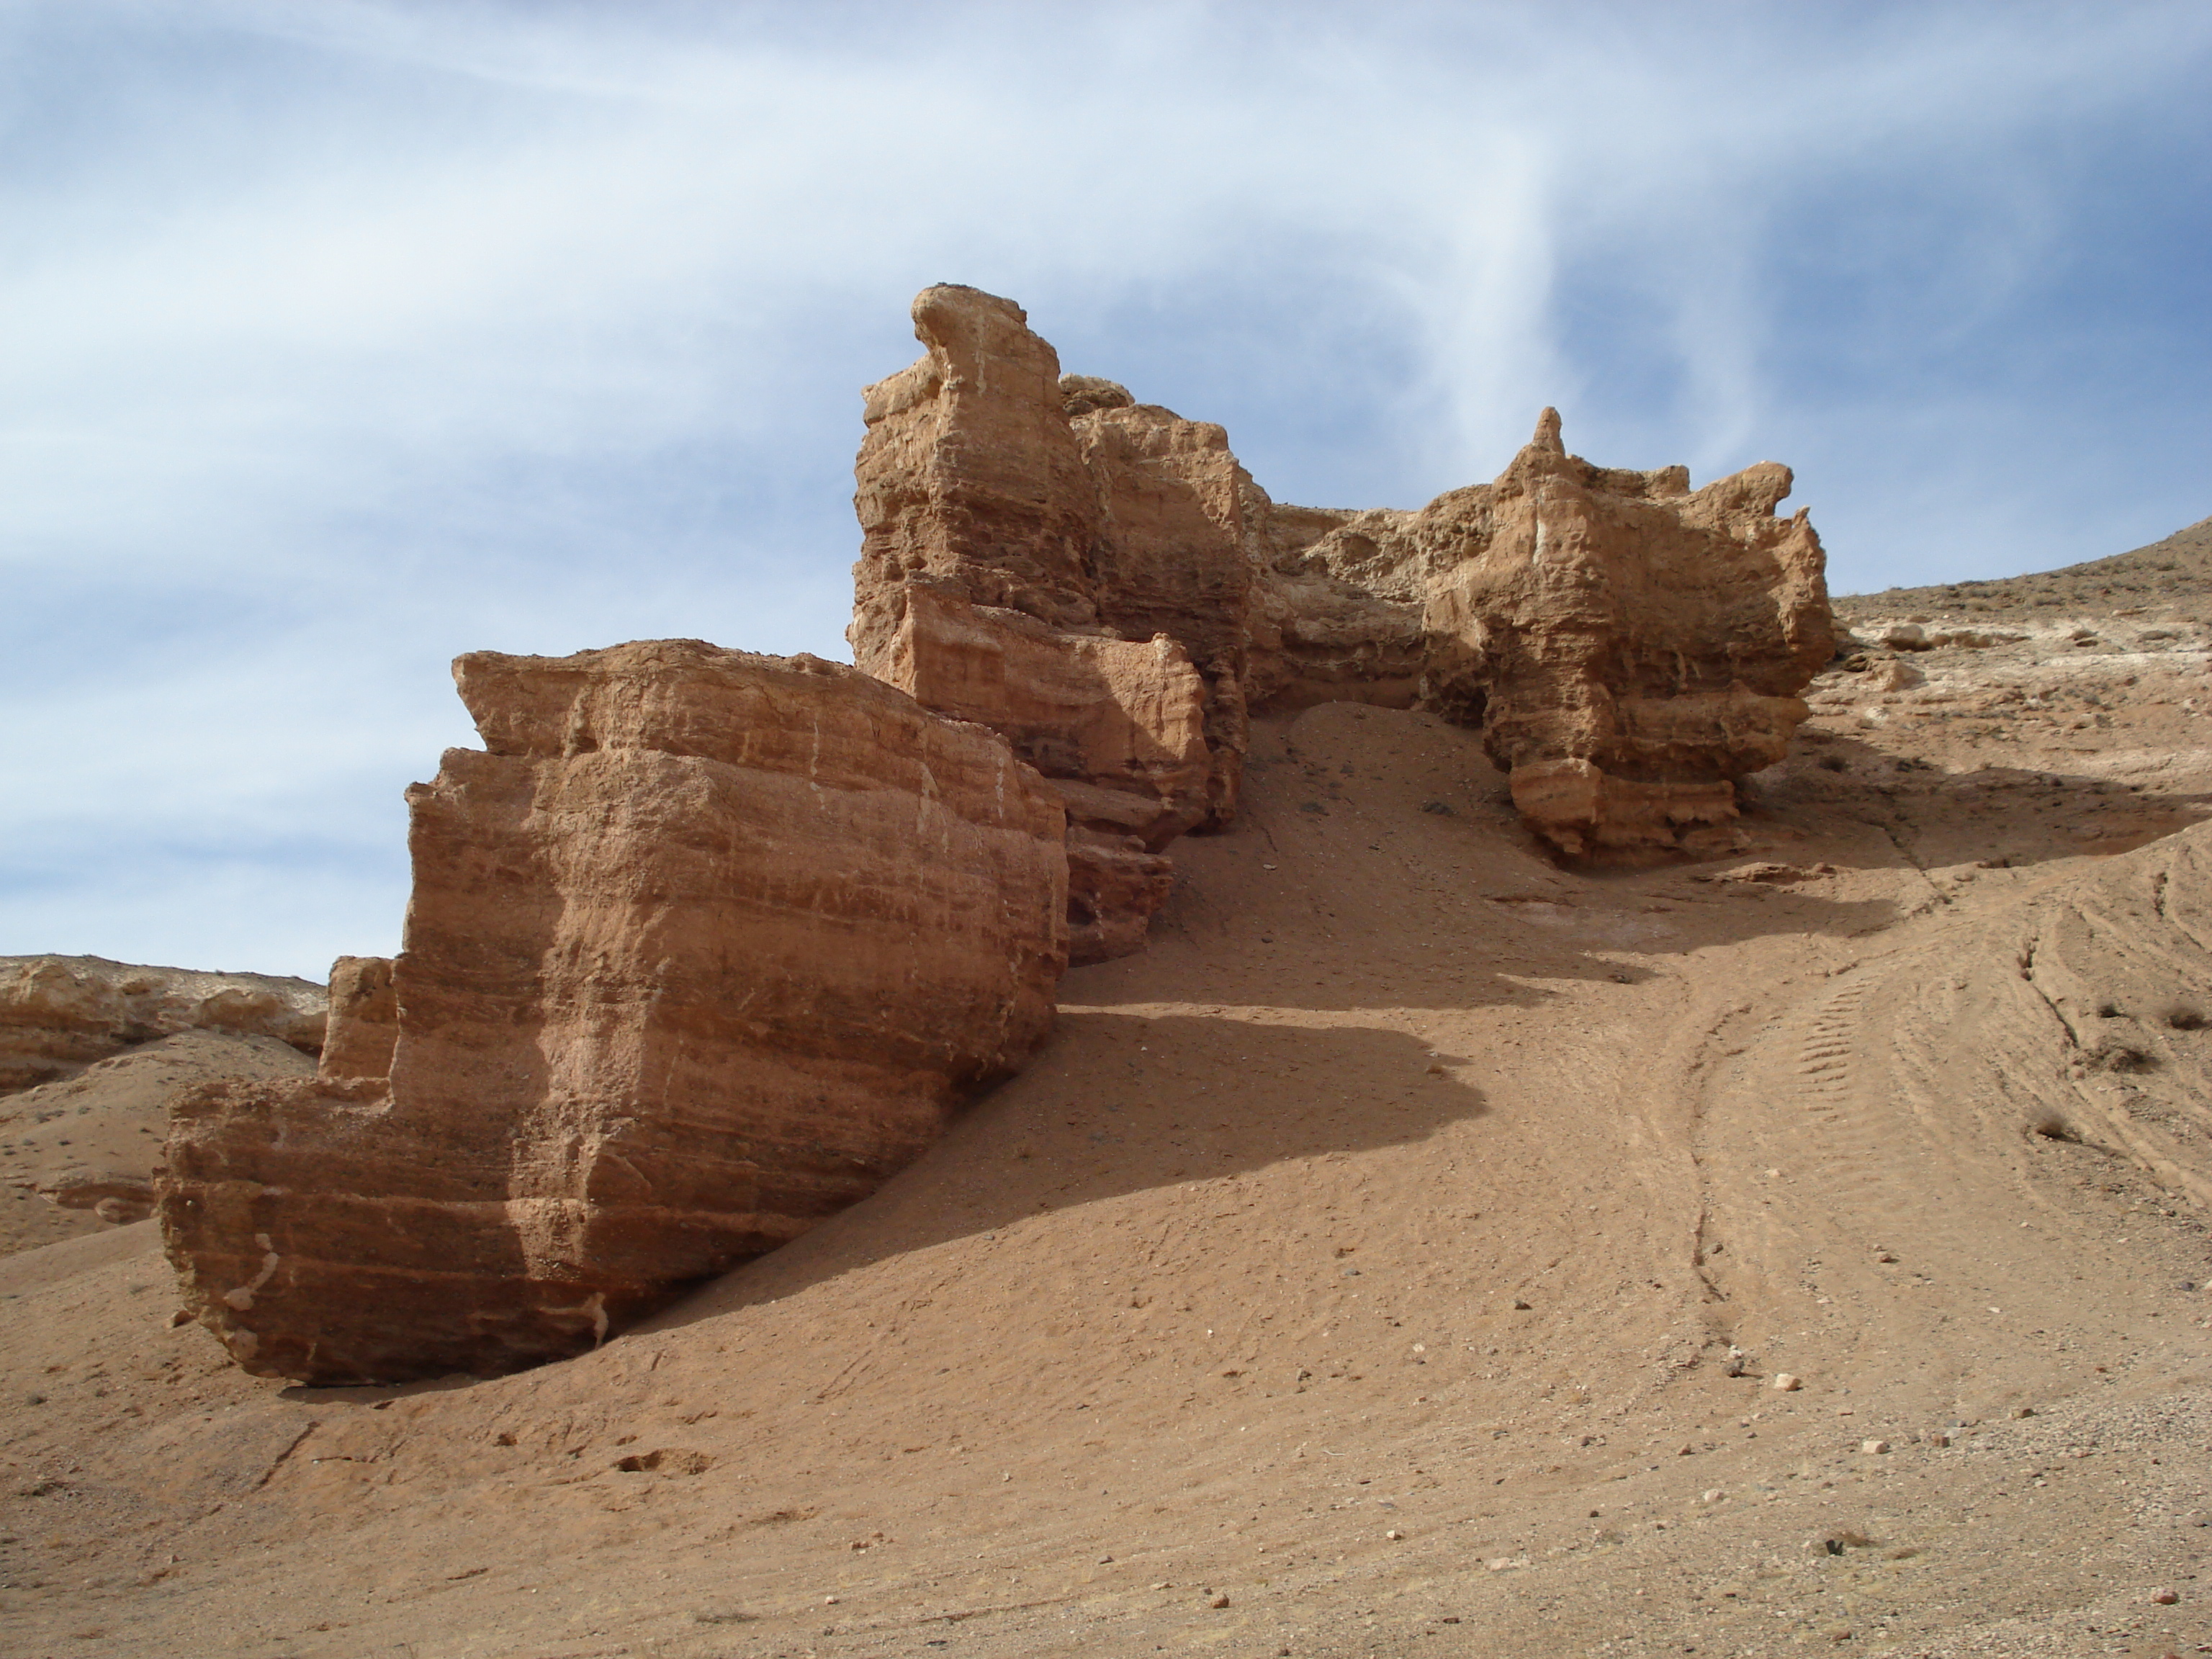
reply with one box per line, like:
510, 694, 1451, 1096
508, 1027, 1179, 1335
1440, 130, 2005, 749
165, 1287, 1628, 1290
866, 581, 1213, 848
851, 284, 1101, 643
1244, 502, 1429, 712
159, 642, 1067, 1383
1417, 408, 1831, 858
850, 289, 1832, 879
1070, 396, 1257, 824
850, 287, 1251, 956
0, 956, 325, 1097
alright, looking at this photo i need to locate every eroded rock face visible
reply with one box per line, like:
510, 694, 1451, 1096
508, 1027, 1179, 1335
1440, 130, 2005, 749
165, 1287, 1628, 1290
1421, 410, 1833, 858
853, 287, 1831, 869
159, 643, 1067, 1384
852, 287, 1267, 959
0, 957, 325, 1097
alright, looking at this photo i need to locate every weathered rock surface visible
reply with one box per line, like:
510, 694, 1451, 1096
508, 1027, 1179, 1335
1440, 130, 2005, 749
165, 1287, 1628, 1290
1420, 409, 1833, 858
853, 286, 1830, 870
852, 287, 1259, 958
159, 642, 1067, 1384
0, 956, 325, 1097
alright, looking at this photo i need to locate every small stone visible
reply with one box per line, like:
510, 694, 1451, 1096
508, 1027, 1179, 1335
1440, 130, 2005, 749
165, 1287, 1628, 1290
2151, 1587, 2180, 1605
823, 1595, 839, 1606
1385, 1529, 1403, 1540
1512, 1299, 1532, 1310
2012, 1405, 2036, 1419
1861, 1439, 1890, 1455
1677, 1444, 1696, 1456
1874, 1251, 1897, 1263
1773, 1372, 1802, 1391
1210, 1593, 1231, 1609
168, 1310, 194, 1328
1700, 1488, 1725, 1504
1929, 1431, 1951, 1448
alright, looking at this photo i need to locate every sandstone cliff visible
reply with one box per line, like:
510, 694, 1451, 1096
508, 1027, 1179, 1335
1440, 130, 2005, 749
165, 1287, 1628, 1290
159, 643, 1067, 1384
854, 286, 1831, 873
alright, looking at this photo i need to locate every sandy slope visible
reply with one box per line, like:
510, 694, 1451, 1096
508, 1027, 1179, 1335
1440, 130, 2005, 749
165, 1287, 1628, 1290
5, 601, 2212, 1657
0, 1033, 313, 1256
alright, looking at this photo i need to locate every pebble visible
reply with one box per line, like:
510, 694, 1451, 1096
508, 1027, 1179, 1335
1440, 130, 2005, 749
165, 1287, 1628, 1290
1861, 1439, 1891, 1455
823, 1595, 839, 1606
1385, 1529, 1403, 1540
1210, 1592, 1231, 1609
1773, 1373, 1802, 1391
1700, 1488, 1725, 1504
2151, 1587, 2180, 1605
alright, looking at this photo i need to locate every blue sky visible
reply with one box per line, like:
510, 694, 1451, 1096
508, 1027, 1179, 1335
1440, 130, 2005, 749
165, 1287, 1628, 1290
4, 0, 2210, 978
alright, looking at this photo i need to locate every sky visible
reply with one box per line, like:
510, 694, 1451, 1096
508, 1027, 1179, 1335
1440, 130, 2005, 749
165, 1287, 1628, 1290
4, 0, 2210, 980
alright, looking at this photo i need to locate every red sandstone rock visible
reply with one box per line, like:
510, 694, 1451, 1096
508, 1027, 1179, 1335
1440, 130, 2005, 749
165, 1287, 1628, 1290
159, 642, 1067, 1384
316, 956, 395, 1084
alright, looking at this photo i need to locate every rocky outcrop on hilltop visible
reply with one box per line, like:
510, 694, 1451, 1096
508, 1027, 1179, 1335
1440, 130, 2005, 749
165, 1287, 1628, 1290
0, 956, 325, 1097
853, 285, 1831, 894
1421, 409, 1832, 858
159, 643, 1067, 1383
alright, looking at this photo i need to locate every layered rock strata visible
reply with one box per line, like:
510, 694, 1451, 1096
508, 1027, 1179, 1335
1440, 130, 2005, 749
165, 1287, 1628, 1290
853, 285, 1832, 873
159, 642, 1067, 1384
853, 286, 1262, 958
0, 956, 325, 1097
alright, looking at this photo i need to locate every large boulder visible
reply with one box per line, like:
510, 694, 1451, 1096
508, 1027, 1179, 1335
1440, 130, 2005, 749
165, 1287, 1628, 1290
158, 643, 1068, 1384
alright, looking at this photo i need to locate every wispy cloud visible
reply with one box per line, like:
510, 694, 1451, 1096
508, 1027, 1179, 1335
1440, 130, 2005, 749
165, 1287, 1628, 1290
4, 0, 2209, 974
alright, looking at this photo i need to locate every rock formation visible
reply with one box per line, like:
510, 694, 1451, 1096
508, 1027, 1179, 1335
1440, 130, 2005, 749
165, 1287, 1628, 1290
852, 286, 1262, 961
151, 288, 1833, 1386
1416, 410, 1832, 858
853, 285, 1831, 886
0, 956, 325, 1097
159, 642, 1067, 1384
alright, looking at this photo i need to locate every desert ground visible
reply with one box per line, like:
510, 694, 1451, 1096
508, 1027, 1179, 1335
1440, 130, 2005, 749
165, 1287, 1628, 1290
6, 523, 2212, 1658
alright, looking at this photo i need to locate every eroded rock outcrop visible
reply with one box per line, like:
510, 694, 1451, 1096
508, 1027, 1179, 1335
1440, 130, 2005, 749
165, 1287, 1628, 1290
0, 956, 325, 1097
853, 286, 1831, 871
853, 287, 1262, 958
1421, 410, 1832, 858
159, 642, 1067, 1383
